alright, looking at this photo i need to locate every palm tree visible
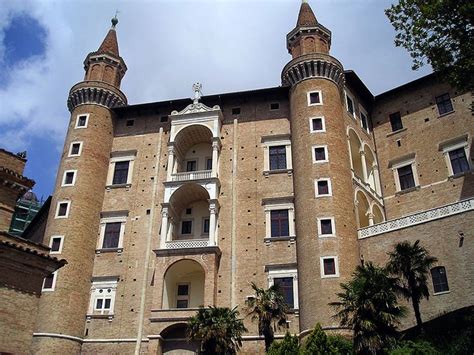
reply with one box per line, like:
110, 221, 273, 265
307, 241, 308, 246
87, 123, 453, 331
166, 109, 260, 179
187, 306, 247, 354
386, 240, 438, 334
330, 262, 406, 354
246, 282, 289, 352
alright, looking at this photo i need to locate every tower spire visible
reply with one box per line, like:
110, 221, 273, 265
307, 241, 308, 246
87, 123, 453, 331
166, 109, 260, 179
97, 17, 120, 57
296, 0, 318, 27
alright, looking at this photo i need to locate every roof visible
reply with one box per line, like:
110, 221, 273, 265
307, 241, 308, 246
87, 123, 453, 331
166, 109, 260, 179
375, 72, 438, 101
0, 148, 26, 162
297, 1, 318, 27
97, 28, 119, 57
344, 70, 374, 107
0, 166, 35, 188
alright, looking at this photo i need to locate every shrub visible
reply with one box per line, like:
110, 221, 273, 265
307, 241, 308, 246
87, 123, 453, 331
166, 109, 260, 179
301, 323, 353, 354
389, 340, 439, 355
267, 333, 300, 355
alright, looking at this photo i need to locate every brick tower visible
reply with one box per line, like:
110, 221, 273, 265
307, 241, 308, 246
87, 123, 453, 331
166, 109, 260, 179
33, 18, 127, 354
282, 1, 360, 332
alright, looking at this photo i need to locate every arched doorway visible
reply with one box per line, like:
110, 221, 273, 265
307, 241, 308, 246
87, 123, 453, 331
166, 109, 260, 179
160, 323, 200, 354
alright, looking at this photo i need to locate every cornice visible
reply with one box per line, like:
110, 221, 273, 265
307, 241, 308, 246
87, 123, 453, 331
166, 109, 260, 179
67, 81, 127, 112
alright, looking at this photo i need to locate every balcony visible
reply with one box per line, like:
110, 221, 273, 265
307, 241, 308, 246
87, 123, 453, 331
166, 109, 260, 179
171, 170, 212, 182
164, 239, 210, 249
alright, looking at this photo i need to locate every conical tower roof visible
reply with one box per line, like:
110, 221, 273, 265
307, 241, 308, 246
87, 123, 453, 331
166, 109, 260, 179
296, 0, 318, 27
97, 18, 120, 57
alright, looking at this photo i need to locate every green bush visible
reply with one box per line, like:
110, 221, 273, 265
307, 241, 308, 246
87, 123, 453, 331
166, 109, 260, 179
327, 335, 353, 355
389, 340, 439, 355
301, 323, 353, 354
267, 333, 300, 355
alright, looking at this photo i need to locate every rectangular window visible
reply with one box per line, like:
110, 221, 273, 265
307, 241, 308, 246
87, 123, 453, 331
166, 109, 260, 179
323, 258, 336, 275
315, 179, 331, 196
308, 91, 322, 105
176, 284, 189, 308
269, 145, 287, 170
62, 170, 76, 187
206, 158, 213, 170
361, 112, 369, 131
310, 117, 325, 133
89, 279, 118, 315
181, 220, 193, 235
75, 114, 89, 128
49, 236, 64, 254
389, 112, 403, 132
397, 165, 416, 190
346, 95, 354, 115
185, 208, 192, 215
436, 93, 454, 115
112, 161, 130, 185
69, 142, 83, 157
270, 210, 289, 237
274, 277, 294, 308
186, 160, 197, 172
431, 266, 449, 293
449, 148, 470, 174
270, 102, 280, 111
318, 218, 334, 236
55, 201, 70, 218
202, 218, 210, 234
42, 272, 57, 291
232, 107, 241, 115
126, 119, 135, 127
313, 146, 328, 163
102, 222, 121, 249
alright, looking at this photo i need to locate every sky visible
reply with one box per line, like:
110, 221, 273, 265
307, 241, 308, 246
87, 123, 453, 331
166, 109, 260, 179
0, 0, 431, 200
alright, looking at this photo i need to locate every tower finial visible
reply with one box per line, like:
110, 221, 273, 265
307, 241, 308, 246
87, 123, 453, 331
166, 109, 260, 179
111, 10, 119, 28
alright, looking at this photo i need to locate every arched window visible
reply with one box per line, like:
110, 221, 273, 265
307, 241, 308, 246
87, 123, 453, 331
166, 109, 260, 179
431, 266, 449, 294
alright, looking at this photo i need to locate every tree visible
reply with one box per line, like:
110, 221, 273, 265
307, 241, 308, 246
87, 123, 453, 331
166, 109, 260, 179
301, 323, 353, 355
246, 282, 289, 352
386, 240, 438, 334
187, 306, 247, 354
385, 0, 474, 91
330, 262, 406, 354
267, 333, 300, 355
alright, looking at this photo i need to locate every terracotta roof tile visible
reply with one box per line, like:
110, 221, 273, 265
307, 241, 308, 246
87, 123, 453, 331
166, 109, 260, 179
296, 1, 318, 27
97, 28, 119, 57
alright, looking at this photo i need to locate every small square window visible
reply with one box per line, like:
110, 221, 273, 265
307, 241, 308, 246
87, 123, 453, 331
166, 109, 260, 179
232, 107, 241, 115
62, 170, 76, 186
42, 272, 56, 291
313, 146, 327, 162
177, 284, 189, 296
181, 220, 193, 235
397, 165, 415, 190
435, 93, 454, 115
50, 236, 63, 254
323, 258, 336, 275
389, 112, 403, 132
186, 160, 197, 172
319, 218, 334, 236
269, 146, 287, 170
75, 114, 88, 128
186, 208, 192, 215
160, 116, 168, 123
449, 147, 469, 175
56, 201, 70, 218
69, 142, 82, 157
270, 102, 280, 111
112, 161, 130, 185
126, 119, 135, 127
308, 91, 322, 105
316, 179, 331, 196
310, 117, 325, 132
102, 222, 121, 249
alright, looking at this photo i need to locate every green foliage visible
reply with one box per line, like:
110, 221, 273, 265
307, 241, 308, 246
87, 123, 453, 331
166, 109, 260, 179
330, 262, 406, 354
327, 335, 353, 355
267, 333, 300, 355
301, 324, 353, 355
386, 240, 437, 332
389, 340, 439, 355
385, 0, 474, 91
246, 282, 289, 351
187, 306, 247, 354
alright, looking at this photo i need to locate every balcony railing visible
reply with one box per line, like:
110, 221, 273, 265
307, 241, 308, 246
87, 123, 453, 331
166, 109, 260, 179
165, 239, 210, 249
171, 170, 212, 182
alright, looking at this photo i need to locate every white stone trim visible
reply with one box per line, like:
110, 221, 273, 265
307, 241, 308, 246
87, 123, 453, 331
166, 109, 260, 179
262, 137, 293, 172
359, 105, 370, 133
320, 256, 339, 278
317, 217, 336, 238
263, 202, 296, 239
54, 200, 71, 219
68, 141, 83, 157
358, 198, 474, 239
61, 169, 77, 187
97, 214, 127, 250
42, 270, 58, 291
107, 153, 136, 186
314, 178, 332, 197
391, 156, 419, 192
309, 116, 326, 133
267, 268, 299, 309
74, 113, 89, 129
440, 139, 471, 177
49, 235, 64, 254
88, 278, 118, 316
307, 90, 323, 106
344, 90, 356, 119
312, 145, 329, 163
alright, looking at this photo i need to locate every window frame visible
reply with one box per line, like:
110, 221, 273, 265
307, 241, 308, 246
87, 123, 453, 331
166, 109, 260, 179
61, 169, 77, 187
269, 145, 287, 171
391, 157, 419, 192
180, 219, 194, 236
97, 214, 127, 251
307, 90, 323, 106
270, 209, 290, 238
75, 113, 89, 129
54, 200, 71, 219
389, 112, 403, 132
42, 271, 58, 292
269, 102, 280, 111
49, 235, 64, 254
315, 178, 332, 197
359, 105, 370, 133
309, 116, 326, 133
261, 135, 292, 174
320, 256, 339, 278
345, 91, 356, 119
88, 278, 118, 316
441, 140, 471, 176
176, 282, 191, 309
317, 217, 336, 238
312, 145, 329, 163
431, 266, 450, 295
68, 141, 83, 157
107, 151, 137, 187
267, 268, 299, 309
202, 217, 210, 235
262, 199, 296, 241
435, 93, 454, 116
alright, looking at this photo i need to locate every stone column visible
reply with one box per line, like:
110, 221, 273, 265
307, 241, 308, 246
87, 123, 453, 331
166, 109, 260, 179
367, 212, 375, 226
211, 139, 220, 177
372, 163, 381, 194
360, 149, 368, 184
208, 199, 219, 246
166, 145, 175, 181
160, 205, 169, 249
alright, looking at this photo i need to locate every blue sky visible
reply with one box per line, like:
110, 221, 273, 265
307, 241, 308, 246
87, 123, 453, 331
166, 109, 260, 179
0, 0, 431, 200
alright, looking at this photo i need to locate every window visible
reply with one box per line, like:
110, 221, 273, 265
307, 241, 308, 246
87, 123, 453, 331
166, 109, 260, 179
232, 107, 241, 115
49, 236, 64, 254
61, 170, 77, 187
320, 256, 339, 278
112, 161, 130, 185
202, 218, 210, 235
186, 160, 197, 172
126, 119, 135, 127
176, 284, 190, 308
312, 146, 328, 163
315, 178, 332, 197
270, 210, 289, 237
160, 116, 168, 123
269, 146, 287, 170
42, 271, 57, 291
431, 266, 449, 294
181, 220, 193, 235
436, 93, 454, 115
397, 165, 416, 190
389, 112, 403, 132
270, 102, 280, 111
310, 117, 325, 133
68, 141, 83, 157
55, 201, 70, 219
75, 114, 89, 128
88, 278, 118, 316
206, 158, 213, 170
185, 208, 192, 215
274, 277, 294, 308
317, 217, 335, 237
360, 111, 369, 132
449, 148, 470, 175
346, 94, 355, 116
307, 91, 322, 106
97, 212, 127, 251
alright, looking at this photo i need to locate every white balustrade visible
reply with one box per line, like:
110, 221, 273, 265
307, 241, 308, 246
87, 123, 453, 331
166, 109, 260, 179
165, 239, 210, 249
171, 170, 212, 182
